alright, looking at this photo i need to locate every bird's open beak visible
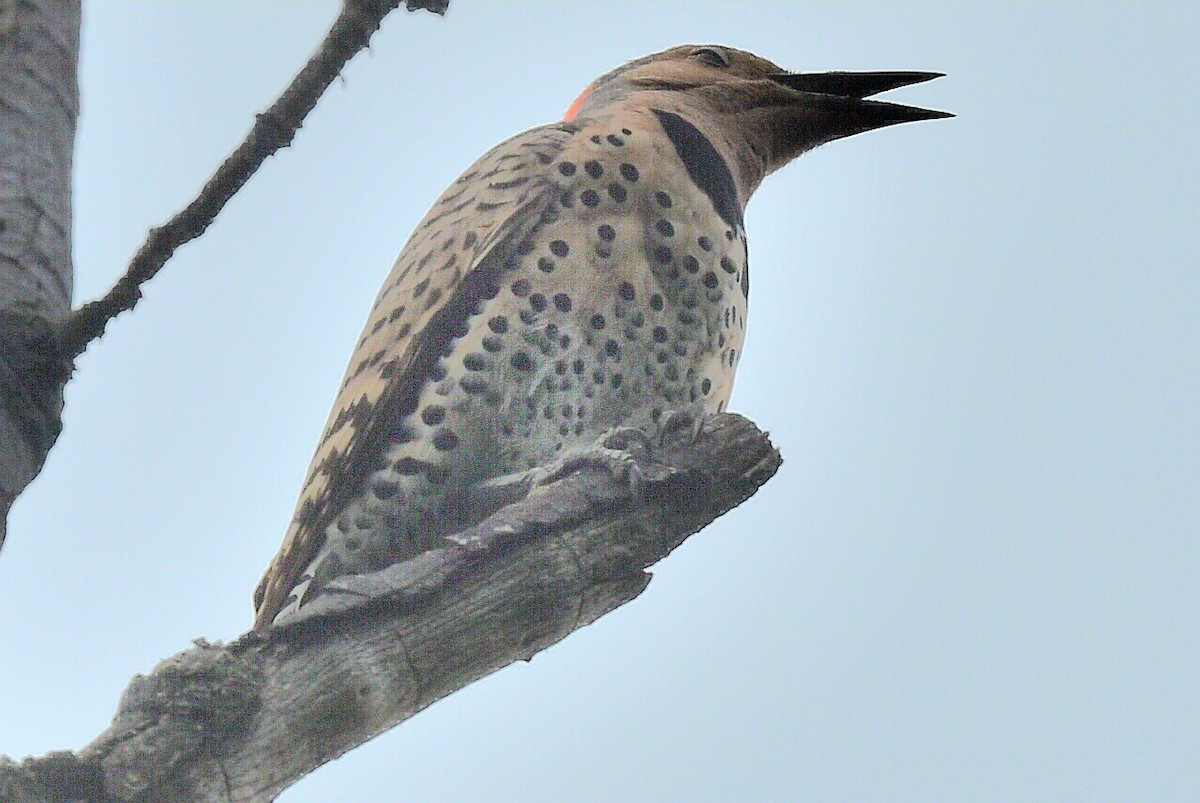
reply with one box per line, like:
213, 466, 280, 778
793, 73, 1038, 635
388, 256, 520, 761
768, 70, 953, 130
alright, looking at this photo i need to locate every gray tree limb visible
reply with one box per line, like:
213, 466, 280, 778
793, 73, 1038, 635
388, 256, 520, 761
0, 413, 781, 802
0, 0, 79, 549
61, 0, 448, 359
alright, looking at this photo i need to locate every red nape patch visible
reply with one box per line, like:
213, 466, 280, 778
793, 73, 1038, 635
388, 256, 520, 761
564, 84, 594, 121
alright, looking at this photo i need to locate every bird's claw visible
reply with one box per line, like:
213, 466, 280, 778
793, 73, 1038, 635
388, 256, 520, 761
655, 410, 705, 445
528, 427, 654, 496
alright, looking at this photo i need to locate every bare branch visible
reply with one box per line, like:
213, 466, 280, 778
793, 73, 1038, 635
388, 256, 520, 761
0, 413, 781, 801
60, 0, 449, 360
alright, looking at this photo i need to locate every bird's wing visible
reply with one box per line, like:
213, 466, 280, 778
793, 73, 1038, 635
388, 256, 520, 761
254, 123, 576, 627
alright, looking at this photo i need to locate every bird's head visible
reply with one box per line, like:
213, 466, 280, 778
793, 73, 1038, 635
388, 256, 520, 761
566, 44, 951, 205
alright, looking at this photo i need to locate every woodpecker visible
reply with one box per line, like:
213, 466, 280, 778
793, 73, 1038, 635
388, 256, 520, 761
254, 45, 950, 628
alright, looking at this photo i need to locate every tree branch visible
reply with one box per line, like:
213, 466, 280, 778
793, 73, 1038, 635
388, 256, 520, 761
60, 0, 449, 360
0, 413, 781, 802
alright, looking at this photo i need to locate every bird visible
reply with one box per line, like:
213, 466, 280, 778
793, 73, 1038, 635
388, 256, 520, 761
253, 44, 950, 629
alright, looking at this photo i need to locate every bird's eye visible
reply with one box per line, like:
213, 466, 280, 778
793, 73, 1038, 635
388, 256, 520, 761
691, 47, 730, 69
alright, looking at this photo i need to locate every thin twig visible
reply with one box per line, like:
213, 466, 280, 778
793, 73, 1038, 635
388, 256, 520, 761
61, 0, 449, 360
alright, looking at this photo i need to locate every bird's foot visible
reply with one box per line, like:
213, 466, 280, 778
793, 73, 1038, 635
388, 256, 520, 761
528, 427, 654, 494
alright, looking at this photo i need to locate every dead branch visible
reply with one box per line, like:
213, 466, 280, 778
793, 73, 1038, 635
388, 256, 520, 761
0, 413, 780, 802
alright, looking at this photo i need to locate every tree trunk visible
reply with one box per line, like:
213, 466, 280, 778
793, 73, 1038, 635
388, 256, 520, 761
0, 0, 79, 546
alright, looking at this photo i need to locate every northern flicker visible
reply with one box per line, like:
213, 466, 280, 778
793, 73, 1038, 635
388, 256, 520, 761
253, 45, 949, 628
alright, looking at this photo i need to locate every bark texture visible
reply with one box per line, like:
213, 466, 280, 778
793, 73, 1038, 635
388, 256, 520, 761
0, 0, 79, 546
0, 413, 781, 801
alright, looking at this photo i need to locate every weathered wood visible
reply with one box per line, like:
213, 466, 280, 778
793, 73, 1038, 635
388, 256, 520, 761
0, 413, 780, 801
0, 0, 79, 547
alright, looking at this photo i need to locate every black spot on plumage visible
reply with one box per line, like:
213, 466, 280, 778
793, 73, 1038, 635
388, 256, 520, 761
655, 219, 674, 237
703, 271, 719, 289
482, 336, 503, 353
433, 430, 459, 451
653, 326, 669, 343
607, 134, 625, 147
538, 257, 556, 273
511, 279, 530, 297
488, 316, 508, 334
394, 457, 426, 476
372, 478, 400, 500
421, 405, 445, 426
553, 293, 572, 312
413, 277, 430, 298
550, 239, 569, 257
618, 282, 635, 301
720, 256, 737, 274
423, 287, 442, 310
655, 191, 673, 208
511, 351, 533, 371
650, 293, 664, 311
741, 262, 750, 298
581, 189, 600, 207
585, 160, 603, 178
460, 376, 488, 394
683, 255, 700, 274
598, 224, 615, 241
608, 183, 627, 203
558, 161, 576, 176
591, 314, 606, 330
529, 293, 547, 312
654, 245, 673, 264
620, 163, 639, 182
652, 109, 742, 230
698, 236, 713, 252
463, 352, 489, 371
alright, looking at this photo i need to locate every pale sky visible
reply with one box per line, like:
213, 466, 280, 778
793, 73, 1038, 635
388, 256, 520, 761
2, 3, 1197, 801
